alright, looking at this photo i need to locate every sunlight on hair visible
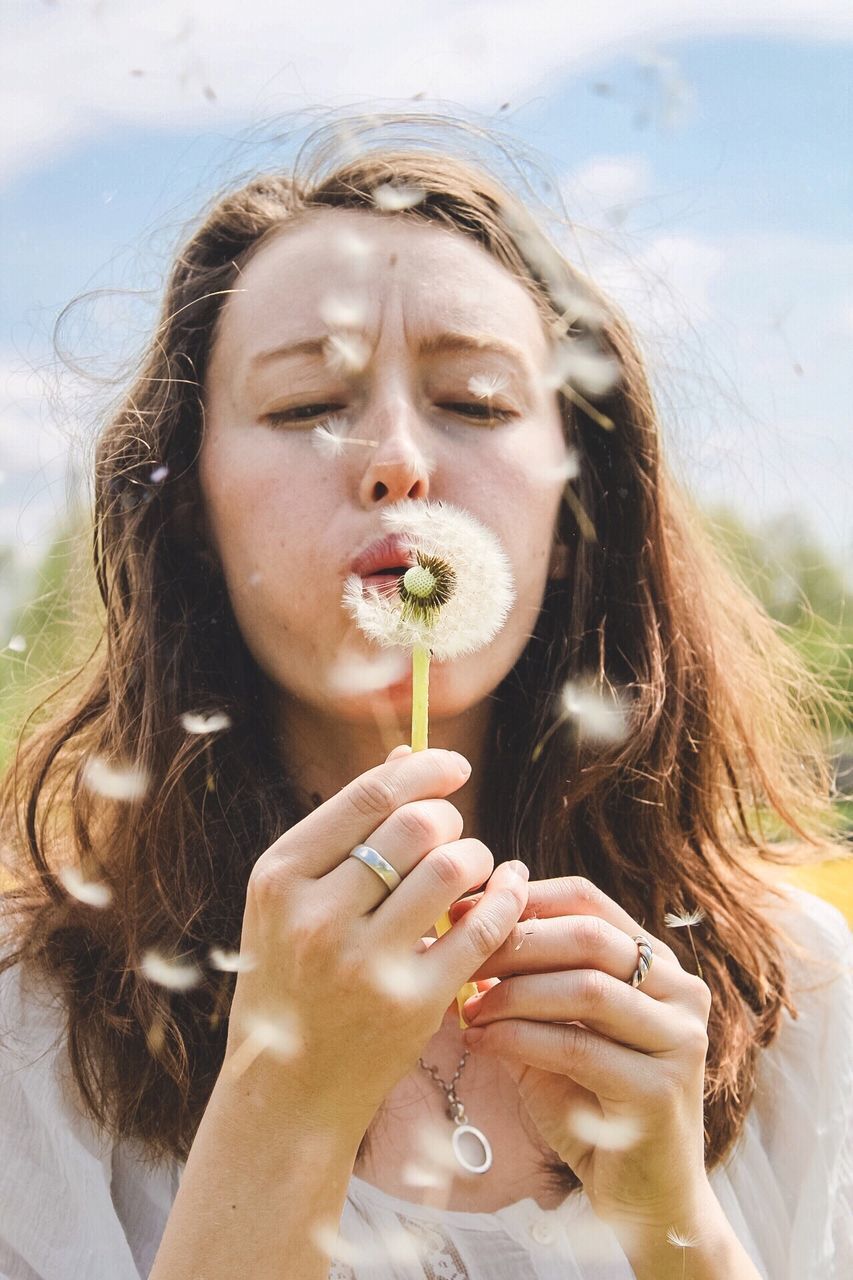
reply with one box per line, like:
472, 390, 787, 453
140, 950, 202, 991
569, 1104, 641, 1151
325, 648, 409, 696
82, 755, 149, 801
225, 1008, 302, 1080
371, 182, 426, 212
503, 204, 608, 329
324, 331, 372, 376
208, 946, 256, 973
319, 292, 369, 329
180, 711, 232, 735
57, 865, 112, 908
560, 679, 629, 745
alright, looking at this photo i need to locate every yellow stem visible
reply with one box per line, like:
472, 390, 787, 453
410, 643, 478, 1029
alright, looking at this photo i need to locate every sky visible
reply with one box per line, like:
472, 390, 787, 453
1, 0, 851, 609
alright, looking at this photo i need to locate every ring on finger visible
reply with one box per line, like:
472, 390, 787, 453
348, 843, 402, 894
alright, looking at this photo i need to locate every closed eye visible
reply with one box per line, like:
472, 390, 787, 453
263, 402, 517, 428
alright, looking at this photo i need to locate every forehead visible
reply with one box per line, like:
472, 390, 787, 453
213, 207, 551, 364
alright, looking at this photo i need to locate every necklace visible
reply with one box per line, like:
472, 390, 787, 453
417, 1050, 493, 1175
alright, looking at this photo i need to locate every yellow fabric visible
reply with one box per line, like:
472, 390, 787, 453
774, 858, 853, 928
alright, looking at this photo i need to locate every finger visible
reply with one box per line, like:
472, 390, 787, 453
516, 875, 678, 964
385, 744, 413, 762
371, 838, 496, 943
465, 913, 679, 1000
327, 797, 465, 915
461, 970, 691, 1054
420, 860, 530, 999
465, 1018, 665, 1105
266, 747, 472, 879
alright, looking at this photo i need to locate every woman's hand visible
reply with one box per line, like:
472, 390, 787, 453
225, 746, 529, 1145
449, 874, 713, 1232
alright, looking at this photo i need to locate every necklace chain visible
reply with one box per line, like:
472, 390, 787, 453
418, 1050, 470, 1123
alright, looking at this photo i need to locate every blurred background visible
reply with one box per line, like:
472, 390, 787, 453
1, 1, 850, 915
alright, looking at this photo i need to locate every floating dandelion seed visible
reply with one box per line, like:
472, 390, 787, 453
140, 950, 202, 991
371, 182, 426, 212
324, 331, 372, 375
365, 946, 422, 1000
414, 1116, 461, 1175
467, 372, 509, 400
545, 337, 621, 399
208, 946, 255, 973
319, 293, 368, 329
225, 1009, 302, 1079
326, 647, 409, 696
313, 1219, 364, 1265
560, 679, 629, 744
333, 229, 374, 273
311, 418, 378, 460
570, 1105, 641, 1151
6, 634, 26, 653
525, 447, 580, 488
401, 1161, 449, 1190
149, 464, 169, 484
666, 1224, 700, 1279
57, 865, 112, 908
664, 905, 706, 978
82, 756, 149, 801
180, 711, 231, 735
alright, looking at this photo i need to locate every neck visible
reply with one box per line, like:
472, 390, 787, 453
271, 685, 493, 837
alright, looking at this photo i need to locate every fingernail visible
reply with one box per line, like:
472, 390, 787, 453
506, 860, 529, 880
451, 752, 472, 776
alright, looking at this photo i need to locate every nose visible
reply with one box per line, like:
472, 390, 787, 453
357, 392, 432, 507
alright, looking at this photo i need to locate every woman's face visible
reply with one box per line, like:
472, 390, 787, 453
199, 207, 570, 724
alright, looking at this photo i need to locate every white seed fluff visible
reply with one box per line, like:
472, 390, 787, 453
342, 499, 515, 661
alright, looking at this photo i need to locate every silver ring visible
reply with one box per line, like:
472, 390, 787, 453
630, 935, 654, 987
348, 844, 402, 894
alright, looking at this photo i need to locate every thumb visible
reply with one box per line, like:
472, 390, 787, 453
385, 744, 413, 763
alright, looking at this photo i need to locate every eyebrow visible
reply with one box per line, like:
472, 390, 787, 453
249, 330, 537, 385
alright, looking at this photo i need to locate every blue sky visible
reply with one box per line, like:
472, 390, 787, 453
1, 8, 851, 589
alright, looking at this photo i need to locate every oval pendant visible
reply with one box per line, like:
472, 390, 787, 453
451, 1123, 493, 1175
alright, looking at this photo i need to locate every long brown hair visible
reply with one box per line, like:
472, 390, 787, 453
0, 114, 842, 1191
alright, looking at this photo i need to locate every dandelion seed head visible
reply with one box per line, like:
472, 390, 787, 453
180, 711, 232, 735
140, 950, 202, 992
343, 499, 515, 661
208, 946, 255, 973
559, 679, 629, 745
371, 182, 426, 212
324, 331, 372, 376
664, 906, 707, 929
467, 372, 509, 400
6, 634, 26, 653
57, 865, 112, 908
82, 756, 149, 801
569, 1105, 641, 1151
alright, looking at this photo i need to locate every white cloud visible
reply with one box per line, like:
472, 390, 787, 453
1, 0, 851, 186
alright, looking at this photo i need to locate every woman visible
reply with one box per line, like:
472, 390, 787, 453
1, 116, 850, 1280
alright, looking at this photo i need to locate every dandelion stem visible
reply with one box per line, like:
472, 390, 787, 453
687, 924, 704, 979
411, 644, 431, 752
410, 643, 477, 1027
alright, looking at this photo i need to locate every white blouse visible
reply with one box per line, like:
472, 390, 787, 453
0, 884, 850, 1280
